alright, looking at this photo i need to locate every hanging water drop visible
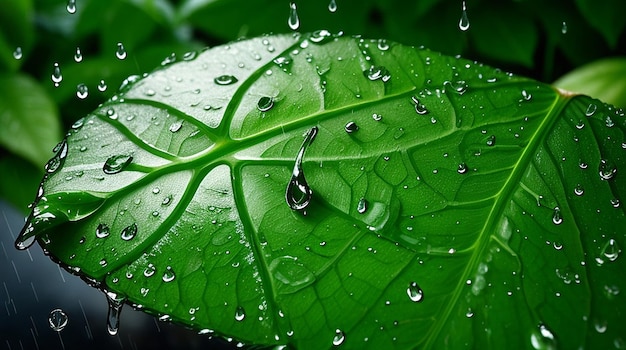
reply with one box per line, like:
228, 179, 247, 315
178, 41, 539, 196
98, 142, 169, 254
66, 0, 76, 14
76, 83, 88, 99
74, 47, 83, 62
162, 266, 176, 282
13, 47, 22, 60
328, 0, 337, 12
332, 329, 345, 346
561, 21, 568, 34
103, 154, 133, 174
235, 306, 246, 321
285, 127, 318, 211
552, 207, 563, 225
115, 42, 127, 60
51, 62, 62, 87
120, 223, 137, 241
96, 223, 110, 238
105, 290, 126, 336
407, 281, 424, 302
598, 159, 617, 180
459, 1, 470, 31
357, 198, 368, 214
257, 96, 274, 112
214, 75, 238, 85
48, 309, 69, 332
98, 79, 107, 92
288, 2, 300, 30
344, 121, 358, 133
15, 223, 36, 250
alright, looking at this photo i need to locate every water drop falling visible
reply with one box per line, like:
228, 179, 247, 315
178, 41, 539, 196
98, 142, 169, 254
96, 223, 110, 238
328, 0, 337, 12
561, 21, 568, 34
103, 154, 133, 174
115, 42, 127, 60
459, 1, 470, 31
357, 198, 368, 214
66, 0, 76, 14
13, 47, 22, 60
257, 96, 274, 112
288, 2, 300, 30
344, 121, 358, 133
74, 47, 83, 62
98, 79, 107, 92
51, 62, 62, 87
105, 290, 126, 336
235, 306, 246, 321
76, 83, 88, 99
120, 223, 137, 241
598, 159, 617, 180
214, 75, 238, 85
552, 207, 563, 225
407, 281, 424, 302
162, 266, 176, 282
332, 329, 345, 346
285, 127, 318, 211
48, 309, 69, 332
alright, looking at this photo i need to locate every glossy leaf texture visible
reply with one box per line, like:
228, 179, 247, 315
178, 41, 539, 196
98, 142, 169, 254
17, 32, 626, 349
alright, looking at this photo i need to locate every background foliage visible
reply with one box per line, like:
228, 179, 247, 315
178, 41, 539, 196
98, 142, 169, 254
0, 0, 625, 236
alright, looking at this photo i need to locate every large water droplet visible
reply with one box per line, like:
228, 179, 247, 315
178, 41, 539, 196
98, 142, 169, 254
257, 96, 274, 112
598, 159, 617, 180
76, 83, 88, 99
561, 21, 568, 34
407, 281, 424, 302
66, 0, 76, 14
364, 65, 391, 82
332, 329, 345, 346
105, 290, 126, 336
285, 127, 318, 211
357, 198, 368, 214
51, 62, 62, 87
115, 42, 127, 60
328, 0, 337, 13
162, 266, 176, 282
74, 47, 83, 62
13, 47, 22, 60
120, 223, 137, 241
48, 309, 68, 332
103, 154, 133, 174
459, 1, 470, 31
600, 238, 621, 263
457, 162, 468, 174
344, 121, 358, 133
585, 103, 597, 117
235, 306, 246, 321
552, 207, 563, 225
214, 75, 238, 85
288, 2, 300, 30
96, 223, 110, 238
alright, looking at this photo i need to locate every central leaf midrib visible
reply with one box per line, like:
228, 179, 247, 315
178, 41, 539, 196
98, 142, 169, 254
422, 89, 572, 349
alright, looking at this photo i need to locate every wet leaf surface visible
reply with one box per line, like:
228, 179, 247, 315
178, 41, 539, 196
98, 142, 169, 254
17, 33, 626, 349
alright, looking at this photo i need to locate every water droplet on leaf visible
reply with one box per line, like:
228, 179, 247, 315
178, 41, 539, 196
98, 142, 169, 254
486, 135, 496, 146
214, 75, 238, 85
120, 223, 137, 241
357, 198, 368, 214
407, 281, 424, 302
552, 207, 563, 225
169, 121, 183, 133
598, 159, 617, 181
585, 103, 597, 117
364, 65, 391, 82
103, 155, 133, 174
286, 127, 317, 211
48, 309, 68, 332
328, 0, 337, 12
96, 223, 110, 238
344, 121, 358, 133
257, 96, 274, 112
162, 266, 176, 282
574, 184, 584, 196
235, 306, 246, 321
600, 238, 621, 262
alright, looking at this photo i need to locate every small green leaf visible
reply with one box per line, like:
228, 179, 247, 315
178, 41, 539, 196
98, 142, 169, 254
17, 33, 626, 349
554, 57, 626, 109
0, 73, 61, 167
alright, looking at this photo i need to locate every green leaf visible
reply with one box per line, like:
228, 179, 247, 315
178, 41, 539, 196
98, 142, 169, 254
0, 73, 61, 167
575, 0, 626, 48
17, 33, 626, 349
554, 57, 626, 109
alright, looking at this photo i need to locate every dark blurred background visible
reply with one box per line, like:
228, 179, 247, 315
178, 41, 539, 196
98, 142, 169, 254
0, 0, 625, 348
